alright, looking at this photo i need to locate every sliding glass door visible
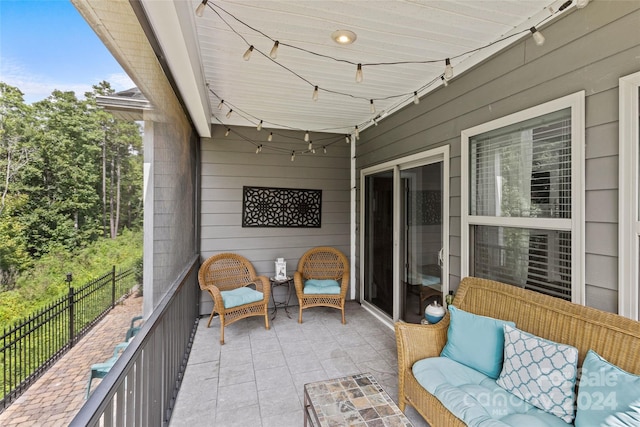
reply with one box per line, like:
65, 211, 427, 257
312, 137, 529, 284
361, 147, 449, 323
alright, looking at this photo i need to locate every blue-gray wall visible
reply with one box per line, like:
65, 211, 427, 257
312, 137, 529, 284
355, 1, 640, 313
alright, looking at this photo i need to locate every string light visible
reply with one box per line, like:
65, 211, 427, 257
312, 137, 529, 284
225, 128, 230, 136
269, 41, 279, 59
308, 141, 313, 151
291, 151, 295, 162
304, 131, 310, 142
355, 126, 360, 140
207, 3, 574, 140
444, 58, 453, 80
195, 0, 208, 17
243, 45, 254, 61
345, 135, 350, 144
257, 120, 263, 131
268, 132, 273, 142
323, 146, 327, 154
256, 145, 262, 154
530, 27, 545, 46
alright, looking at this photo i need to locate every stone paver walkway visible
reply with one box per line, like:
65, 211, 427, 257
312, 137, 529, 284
0, 292, 143, 427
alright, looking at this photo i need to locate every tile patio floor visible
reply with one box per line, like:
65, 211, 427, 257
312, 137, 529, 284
169, 302, 430, 427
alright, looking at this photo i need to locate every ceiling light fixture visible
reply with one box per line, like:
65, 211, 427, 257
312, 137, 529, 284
331, 30, 357, 45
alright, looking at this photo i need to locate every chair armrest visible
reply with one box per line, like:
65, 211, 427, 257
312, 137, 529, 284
252, 275, 271, 301
395, 313, 449, 377
339, 271, 349, 298
293, 271, 304, 297
204, 283, 225, 314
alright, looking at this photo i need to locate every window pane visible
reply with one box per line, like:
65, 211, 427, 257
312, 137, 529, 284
471, 225, 571, 301
470, 108, 571, 218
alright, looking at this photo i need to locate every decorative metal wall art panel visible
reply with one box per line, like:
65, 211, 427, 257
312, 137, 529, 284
242, 186, 322, 227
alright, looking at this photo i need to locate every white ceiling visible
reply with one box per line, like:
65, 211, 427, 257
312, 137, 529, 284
141, 0, 575, 137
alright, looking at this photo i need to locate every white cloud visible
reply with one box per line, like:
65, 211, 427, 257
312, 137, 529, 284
1, 57, 135, 104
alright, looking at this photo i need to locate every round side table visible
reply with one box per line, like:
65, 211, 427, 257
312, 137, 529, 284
269, 276, 293, 319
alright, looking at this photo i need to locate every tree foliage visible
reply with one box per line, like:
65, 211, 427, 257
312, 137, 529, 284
0, 81, 143, 290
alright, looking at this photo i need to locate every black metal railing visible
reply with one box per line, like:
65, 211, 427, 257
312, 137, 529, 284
70, 256, 200, 427
1, 265, 138, 412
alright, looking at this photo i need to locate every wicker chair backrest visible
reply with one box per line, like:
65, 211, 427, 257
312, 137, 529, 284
298, 247, 348, 280
199, 253, 256, 292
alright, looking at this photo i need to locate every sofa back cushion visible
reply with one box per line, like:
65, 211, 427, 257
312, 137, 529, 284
440, 305, 515, 379
575, 350, 640, 427
453, 277, 640, 376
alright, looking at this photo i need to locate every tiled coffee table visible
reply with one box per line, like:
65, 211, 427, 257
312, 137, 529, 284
303, 372, 413, 427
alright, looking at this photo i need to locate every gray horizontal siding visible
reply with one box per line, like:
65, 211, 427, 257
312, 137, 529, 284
199, 125, 351, 316
355, 1, 640, 313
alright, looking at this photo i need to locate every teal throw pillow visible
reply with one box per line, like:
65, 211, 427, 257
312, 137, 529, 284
440, 305, 515, 379
575, 350, 640, 427
496, 324, 578, 423
220, 287, 263, 309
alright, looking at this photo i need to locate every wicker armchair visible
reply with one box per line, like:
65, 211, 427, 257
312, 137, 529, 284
293, 247, 349, 324
198, 253, 271, 344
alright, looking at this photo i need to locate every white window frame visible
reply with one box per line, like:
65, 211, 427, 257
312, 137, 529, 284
619, 72, 640, 321
461, 91, 585, 304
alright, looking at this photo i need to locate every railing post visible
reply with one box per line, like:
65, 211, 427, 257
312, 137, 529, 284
68, 286, 75, 348
112, 265, 116, 308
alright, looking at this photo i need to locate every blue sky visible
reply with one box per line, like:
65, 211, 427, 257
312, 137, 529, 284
0, 0, 133, 104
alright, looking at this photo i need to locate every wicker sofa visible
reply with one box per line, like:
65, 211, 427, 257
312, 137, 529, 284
395, 276, 640, 427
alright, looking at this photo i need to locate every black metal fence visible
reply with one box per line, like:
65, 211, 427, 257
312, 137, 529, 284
1, 265, 138, 412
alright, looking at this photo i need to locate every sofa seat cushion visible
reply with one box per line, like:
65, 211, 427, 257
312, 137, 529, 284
413, 357, 571, 427
220, 287, 264, 309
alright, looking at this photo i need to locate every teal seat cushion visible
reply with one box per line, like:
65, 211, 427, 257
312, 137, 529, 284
304, 279, 340, 294
496, 325, 578, 423
440, 306, 515, 379
413, 357, 571, 427
574, 350, 640, 427
220, 287, 264, 309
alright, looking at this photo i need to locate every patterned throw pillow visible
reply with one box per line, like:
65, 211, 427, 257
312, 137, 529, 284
496, 324, 579, 423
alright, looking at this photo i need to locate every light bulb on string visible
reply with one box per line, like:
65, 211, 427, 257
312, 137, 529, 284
530, 27, 545, 46
195, 0, 208, 17
355, 64, 363, 83
323, 146, 327, 154
355, 126, 360, 140
441, 76, 449, 87
370, 99, 376, 114
444, 58, 453, 80
291, 151, 295, 162
312, 86, 319, 101
217, 100, 224, 110
413, 91, 420, 105
269, 41, 279, 59
226, 109, 233, 119
345, 135, 350, 144
256, 145, 262, 154
225, 128, 230, 137
308, 141, 313, 151
268, 132, 273, 142
257, 120, 263, 131
243, 45, 254, 61
304, 131, 310, 142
